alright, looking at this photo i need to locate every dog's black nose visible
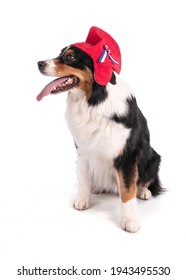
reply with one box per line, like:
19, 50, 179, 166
38, 61, 46, 69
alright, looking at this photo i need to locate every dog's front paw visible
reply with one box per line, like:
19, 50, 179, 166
120, 199, 140, 233
137, 187, 152, 200
73, 196, 90, 210
121, 217, 140, 233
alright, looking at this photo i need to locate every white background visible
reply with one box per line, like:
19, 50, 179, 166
0, 0, 186, 279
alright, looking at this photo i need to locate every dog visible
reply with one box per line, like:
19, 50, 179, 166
37, 26, 163, 232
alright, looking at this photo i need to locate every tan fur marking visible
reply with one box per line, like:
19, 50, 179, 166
64, 49, 74, 55
52, 59, 94, 99
116, 165, 138, 202
117, 147, 124, 158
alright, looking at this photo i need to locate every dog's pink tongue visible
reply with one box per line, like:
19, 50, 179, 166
36, 77, 67, 101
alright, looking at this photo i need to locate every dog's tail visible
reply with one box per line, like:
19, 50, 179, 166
148, 175, 165, 196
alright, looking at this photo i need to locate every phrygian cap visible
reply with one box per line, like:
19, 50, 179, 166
72, 26, 121, 85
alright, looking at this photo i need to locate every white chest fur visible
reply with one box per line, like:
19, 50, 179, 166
65, 75, 131, 161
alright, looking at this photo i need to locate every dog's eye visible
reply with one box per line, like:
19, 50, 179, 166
65, 54, 76, 62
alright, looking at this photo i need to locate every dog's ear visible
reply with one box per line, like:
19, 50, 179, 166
109, 72, 116, 85
88, 72, 116, 106
88, 82, 108, 106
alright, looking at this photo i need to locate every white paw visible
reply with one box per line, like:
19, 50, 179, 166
121, 217, 140, 233
73, 196, 90, 210
120, 199, 140, 232
137, 188, 152, 200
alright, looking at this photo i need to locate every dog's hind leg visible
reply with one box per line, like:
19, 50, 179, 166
137, 181, 152, 200
137, 147, 163, 200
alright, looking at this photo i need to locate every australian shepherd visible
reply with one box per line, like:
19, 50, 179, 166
37, 27, 163, 232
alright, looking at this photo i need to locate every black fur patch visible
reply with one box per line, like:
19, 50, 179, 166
113, 96, 163, 195
59, 46, 94, 72
88, 73, 116, 106
114, 150, 137, 188
88, 83, 108, 106
110, 72, 116, 85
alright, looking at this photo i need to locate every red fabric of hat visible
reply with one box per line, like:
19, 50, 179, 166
72, 26, 121, 85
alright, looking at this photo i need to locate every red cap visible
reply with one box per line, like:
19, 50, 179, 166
72, 26, 121, 85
